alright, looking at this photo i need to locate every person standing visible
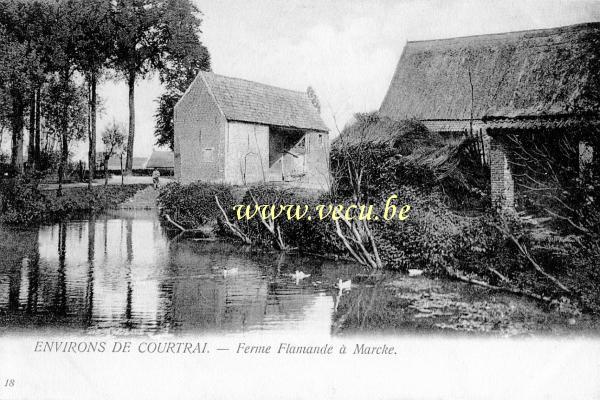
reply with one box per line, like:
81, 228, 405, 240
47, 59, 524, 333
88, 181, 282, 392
152, 168, 161, 189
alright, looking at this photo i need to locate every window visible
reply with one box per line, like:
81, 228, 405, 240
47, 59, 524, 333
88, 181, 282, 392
318, 134, 324, 146
202, 148, 214, 162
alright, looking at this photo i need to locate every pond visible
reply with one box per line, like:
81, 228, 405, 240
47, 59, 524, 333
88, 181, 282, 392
1, 209, 597, 337
0, 209, 362, 336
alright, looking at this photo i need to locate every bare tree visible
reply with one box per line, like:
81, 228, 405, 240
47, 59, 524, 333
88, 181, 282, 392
101, 120, 126, 186
329, 114, 383, 269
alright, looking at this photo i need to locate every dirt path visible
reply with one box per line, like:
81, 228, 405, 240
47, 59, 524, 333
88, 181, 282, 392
118, 185, 160, 209
39, 176, 174, 191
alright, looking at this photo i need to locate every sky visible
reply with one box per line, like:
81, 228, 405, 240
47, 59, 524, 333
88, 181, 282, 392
80, 0, 600, 159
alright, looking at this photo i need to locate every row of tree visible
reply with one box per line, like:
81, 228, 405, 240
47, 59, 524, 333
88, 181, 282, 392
0, 0, 210, 193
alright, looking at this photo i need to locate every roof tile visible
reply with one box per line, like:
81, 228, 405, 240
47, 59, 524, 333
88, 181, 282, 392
201, 72, 328, 132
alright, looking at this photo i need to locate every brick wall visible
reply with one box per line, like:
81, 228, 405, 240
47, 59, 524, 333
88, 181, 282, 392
174, 75, 227, 184
490, 137, 514, 209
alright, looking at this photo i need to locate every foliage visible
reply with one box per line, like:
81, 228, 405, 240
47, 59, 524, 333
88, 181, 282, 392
101, 121, 127, 159
112, 0, 163, 81
41, 75, 88, 144
153, 0, 211, 151
155, 0, 211, 87
36, 150, 61, 176
0, 0, 210, 175
275, 192, 346, 255
374, 187, 465, 272
154, 91, 179, 150
0, 178, 47, 224
157, 181, 236, 230
491, 124, 600, 309
0, 23, 43, 170
71, 0, 114, 78
70, 0, 114, 185
233, 184, 295, 247
0, 179, 146, 225
331, 112, 489, 209
113, 0, 211, 171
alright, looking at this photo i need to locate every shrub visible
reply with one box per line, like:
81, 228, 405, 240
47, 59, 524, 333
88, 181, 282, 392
0, 178, 48, 224
331, 112, 489, 210
277, 191, 346, 255
0, 179, 146, 225
373, 186, 466, 272
157, 181, 237, 231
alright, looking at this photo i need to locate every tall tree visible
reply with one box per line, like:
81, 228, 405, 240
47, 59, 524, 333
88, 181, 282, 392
1, 1, 56, 171
153, 0, 211, 150
0, 27, 40, 173
72, 0, 114, 188
20, 1, 51, 171
40, 75, 89, 152
46, 0, 83, 195
112, 0, 162, 175
0, 0, 46, 173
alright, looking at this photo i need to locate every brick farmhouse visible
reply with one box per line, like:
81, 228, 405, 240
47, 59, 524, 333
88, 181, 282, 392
174, 72, 330, 189
380, 23, 600, 208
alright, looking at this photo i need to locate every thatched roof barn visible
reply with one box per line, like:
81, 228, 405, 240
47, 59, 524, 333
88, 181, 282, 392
381, 22, 600, 129
380, 23, 600, 208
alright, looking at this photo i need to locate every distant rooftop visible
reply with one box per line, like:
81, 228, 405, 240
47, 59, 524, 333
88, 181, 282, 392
96, 153, 147, 170
145, 150, 174, 169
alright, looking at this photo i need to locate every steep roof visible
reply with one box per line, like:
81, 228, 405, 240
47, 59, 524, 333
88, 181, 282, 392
200, 72, 328, 131
145, 150, 174, 169
380, 23, 600, 121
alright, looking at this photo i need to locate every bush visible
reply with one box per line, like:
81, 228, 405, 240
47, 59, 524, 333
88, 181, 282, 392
248, 185, 346, 254
372, 186, 466, 272
0, 179, 146, 225
0, 178, 48, 224
331, 112, 490, 210
157, 181, 237, 231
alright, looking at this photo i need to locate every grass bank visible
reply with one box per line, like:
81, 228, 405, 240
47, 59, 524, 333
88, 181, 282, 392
333, 274, 600, 337
0, 178, 148, 225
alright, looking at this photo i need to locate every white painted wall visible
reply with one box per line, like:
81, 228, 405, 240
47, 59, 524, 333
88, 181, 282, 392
225, 122, 269, 185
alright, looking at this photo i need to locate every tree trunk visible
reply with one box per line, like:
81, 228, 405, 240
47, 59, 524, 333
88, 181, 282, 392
120, 155, 124, 186
125, 71, 135, 175
57, 70, 70, 197
88, 74, 97, 189
10, 90, 25, 174
35, 86, 41, 166
104, 155, 109, 186
28, 90, 36, 170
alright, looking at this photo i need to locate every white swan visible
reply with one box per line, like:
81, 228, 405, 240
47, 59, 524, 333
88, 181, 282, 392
222, 267, 239, 276
292, 271, 311, 280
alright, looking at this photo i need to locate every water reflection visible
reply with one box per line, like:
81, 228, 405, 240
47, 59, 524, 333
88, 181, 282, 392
0, 210, 360, 335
